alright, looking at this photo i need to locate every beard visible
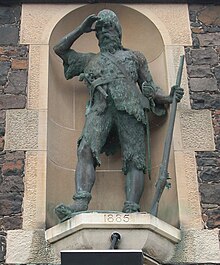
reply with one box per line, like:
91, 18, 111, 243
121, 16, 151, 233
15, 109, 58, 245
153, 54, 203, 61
98, 33, 122, 53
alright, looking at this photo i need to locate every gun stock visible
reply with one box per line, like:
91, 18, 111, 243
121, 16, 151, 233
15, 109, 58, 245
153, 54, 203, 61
150, 164, 168, 216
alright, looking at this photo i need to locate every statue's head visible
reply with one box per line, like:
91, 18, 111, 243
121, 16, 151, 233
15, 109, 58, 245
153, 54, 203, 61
95, 9, 122, 52
95, 9, 122, 39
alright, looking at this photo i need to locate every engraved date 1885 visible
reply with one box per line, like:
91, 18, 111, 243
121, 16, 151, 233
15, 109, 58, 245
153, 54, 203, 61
103, 213, 130, 223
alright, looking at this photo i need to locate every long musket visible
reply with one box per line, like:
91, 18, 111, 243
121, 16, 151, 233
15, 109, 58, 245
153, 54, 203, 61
150, 55, 185, 217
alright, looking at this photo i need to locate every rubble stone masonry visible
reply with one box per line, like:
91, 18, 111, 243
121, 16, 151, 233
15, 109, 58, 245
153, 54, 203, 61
186, 4, 220, 232
0, 4, 27, 264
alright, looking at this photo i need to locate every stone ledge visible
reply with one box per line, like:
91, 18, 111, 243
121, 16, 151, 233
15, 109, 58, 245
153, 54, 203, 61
46, 212, 181, 244
46, 212, 181, 263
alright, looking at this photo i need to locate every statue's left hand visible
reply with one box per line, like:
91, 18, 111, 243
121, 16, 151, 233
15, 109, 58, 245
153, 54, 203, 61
169, 85, 184, 102
80, 14, 100, 33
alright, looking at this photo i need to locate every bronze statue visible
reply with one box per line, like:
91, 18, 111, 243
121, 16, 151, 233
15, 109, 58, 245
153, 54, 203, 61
53, 9, 184, 222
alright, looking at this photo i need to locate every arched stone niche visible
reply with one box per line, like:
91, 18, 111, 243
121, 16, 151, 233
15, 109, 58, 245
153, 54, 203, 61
9, 4, 220, 264
47, 4, 179, 228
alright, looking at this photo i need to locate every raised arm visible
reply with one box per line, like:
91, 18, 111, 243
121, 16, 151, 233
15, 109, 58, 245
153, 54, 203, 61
53, 14, 99, 57
53, 14, 99, 80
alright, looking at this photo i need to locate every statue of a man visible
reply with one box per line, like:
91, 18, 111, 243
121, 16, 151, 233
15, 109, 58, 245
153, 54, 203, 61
54, 9, 183, 221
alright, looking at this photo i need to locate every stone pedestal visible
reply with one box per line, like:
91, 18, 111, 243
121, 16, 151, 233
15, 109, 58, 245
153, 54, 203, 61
46, 212, 181, 264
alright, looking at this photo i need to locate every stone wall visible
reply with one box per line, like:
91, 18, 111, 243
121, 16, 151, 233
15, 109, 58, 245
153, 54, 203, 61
186, 4, 220, 232
0, 2, 219, 265
0, 5, 27, 264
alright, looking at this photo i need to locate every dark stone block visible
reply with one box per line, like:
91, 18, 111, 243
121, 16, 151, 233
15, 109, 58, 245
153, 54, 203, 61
196, 151, 220, 158
185, 50, 193, 65
215, 135, 220, 150
191, 93, 220, 109
198, 6, 220, 26
0, 173, 2, 185
206, 208, 220, 229
0, 26, 19, 45
199, 183, 220, 204
0, 6, 21, 25
214, 125, 220, 136
0, 136, 4, 152
0, 153, 6, 165
0, 215, 22, 230
197, 33, 220, 46
187, 65, 212, 78
0, 86, 4, 94
2, 159, 24, 176
189, 10, 197, 22
191, 48, 218, 65
0, 111, 6, 123
12, 59, 28, 70
16, 45, 29, 58
214, 65, 220, 81
0, 175, 24, 193
0, 94, 26, 109
204, 25, 220, 33
189, 78, 218, 92
0, 193, 23, 216
192, 36, 200, 49
0, 61, 11, 86
5, 151, 25, 161
0, 234, 6, 262
199, 168, 220, 183
0, 45, 28, 59
188, 4, 204, 13
0, 124, 5, 136
4, 70, 27, 95
213, 111, 220, 119
197, 157, 220, 167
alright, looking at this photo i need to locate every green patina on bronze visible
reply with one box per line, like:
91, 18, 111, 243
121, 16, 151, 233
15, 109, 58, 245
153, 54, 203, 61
53, 9, 184, 222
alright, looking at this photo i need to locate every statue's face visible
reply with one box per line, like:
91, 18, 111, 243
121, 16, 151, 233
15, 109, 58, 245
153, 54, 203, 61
95, 20, 119, 43
95, 9, 122, 52
95, 9, 122, 44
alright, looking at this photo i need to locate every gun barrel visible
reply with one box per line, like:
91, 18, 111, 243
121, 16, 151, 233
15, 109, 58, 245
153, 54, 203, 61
150, 55, 185, 217
162, 55, 185, 167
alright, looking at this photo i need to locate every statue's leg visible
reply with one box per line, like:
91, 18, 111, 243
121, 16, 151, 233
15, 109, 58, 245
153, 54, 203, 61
68, 138, 95, 212
116, 111, 146, 213
123, 163, 145, 213
55, 139, 94, 221
55, 108, 112, 221
75, 138, 96, 193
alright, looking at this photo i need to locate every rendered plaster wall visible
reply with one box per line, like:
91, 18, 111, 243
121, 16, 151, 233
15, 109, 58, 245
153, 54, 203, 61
0, 2, 219, 265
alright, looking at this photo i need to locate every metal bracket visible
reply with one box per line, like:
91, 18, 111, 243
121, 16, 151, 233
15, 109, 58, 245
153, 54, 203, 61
109, 232, 121, 249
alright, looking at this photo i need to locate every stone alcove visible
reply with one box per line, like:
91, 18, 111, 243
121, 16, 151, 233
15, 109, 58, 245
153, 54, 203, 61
46, 3, 179, 228
7, 4, 219, 264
